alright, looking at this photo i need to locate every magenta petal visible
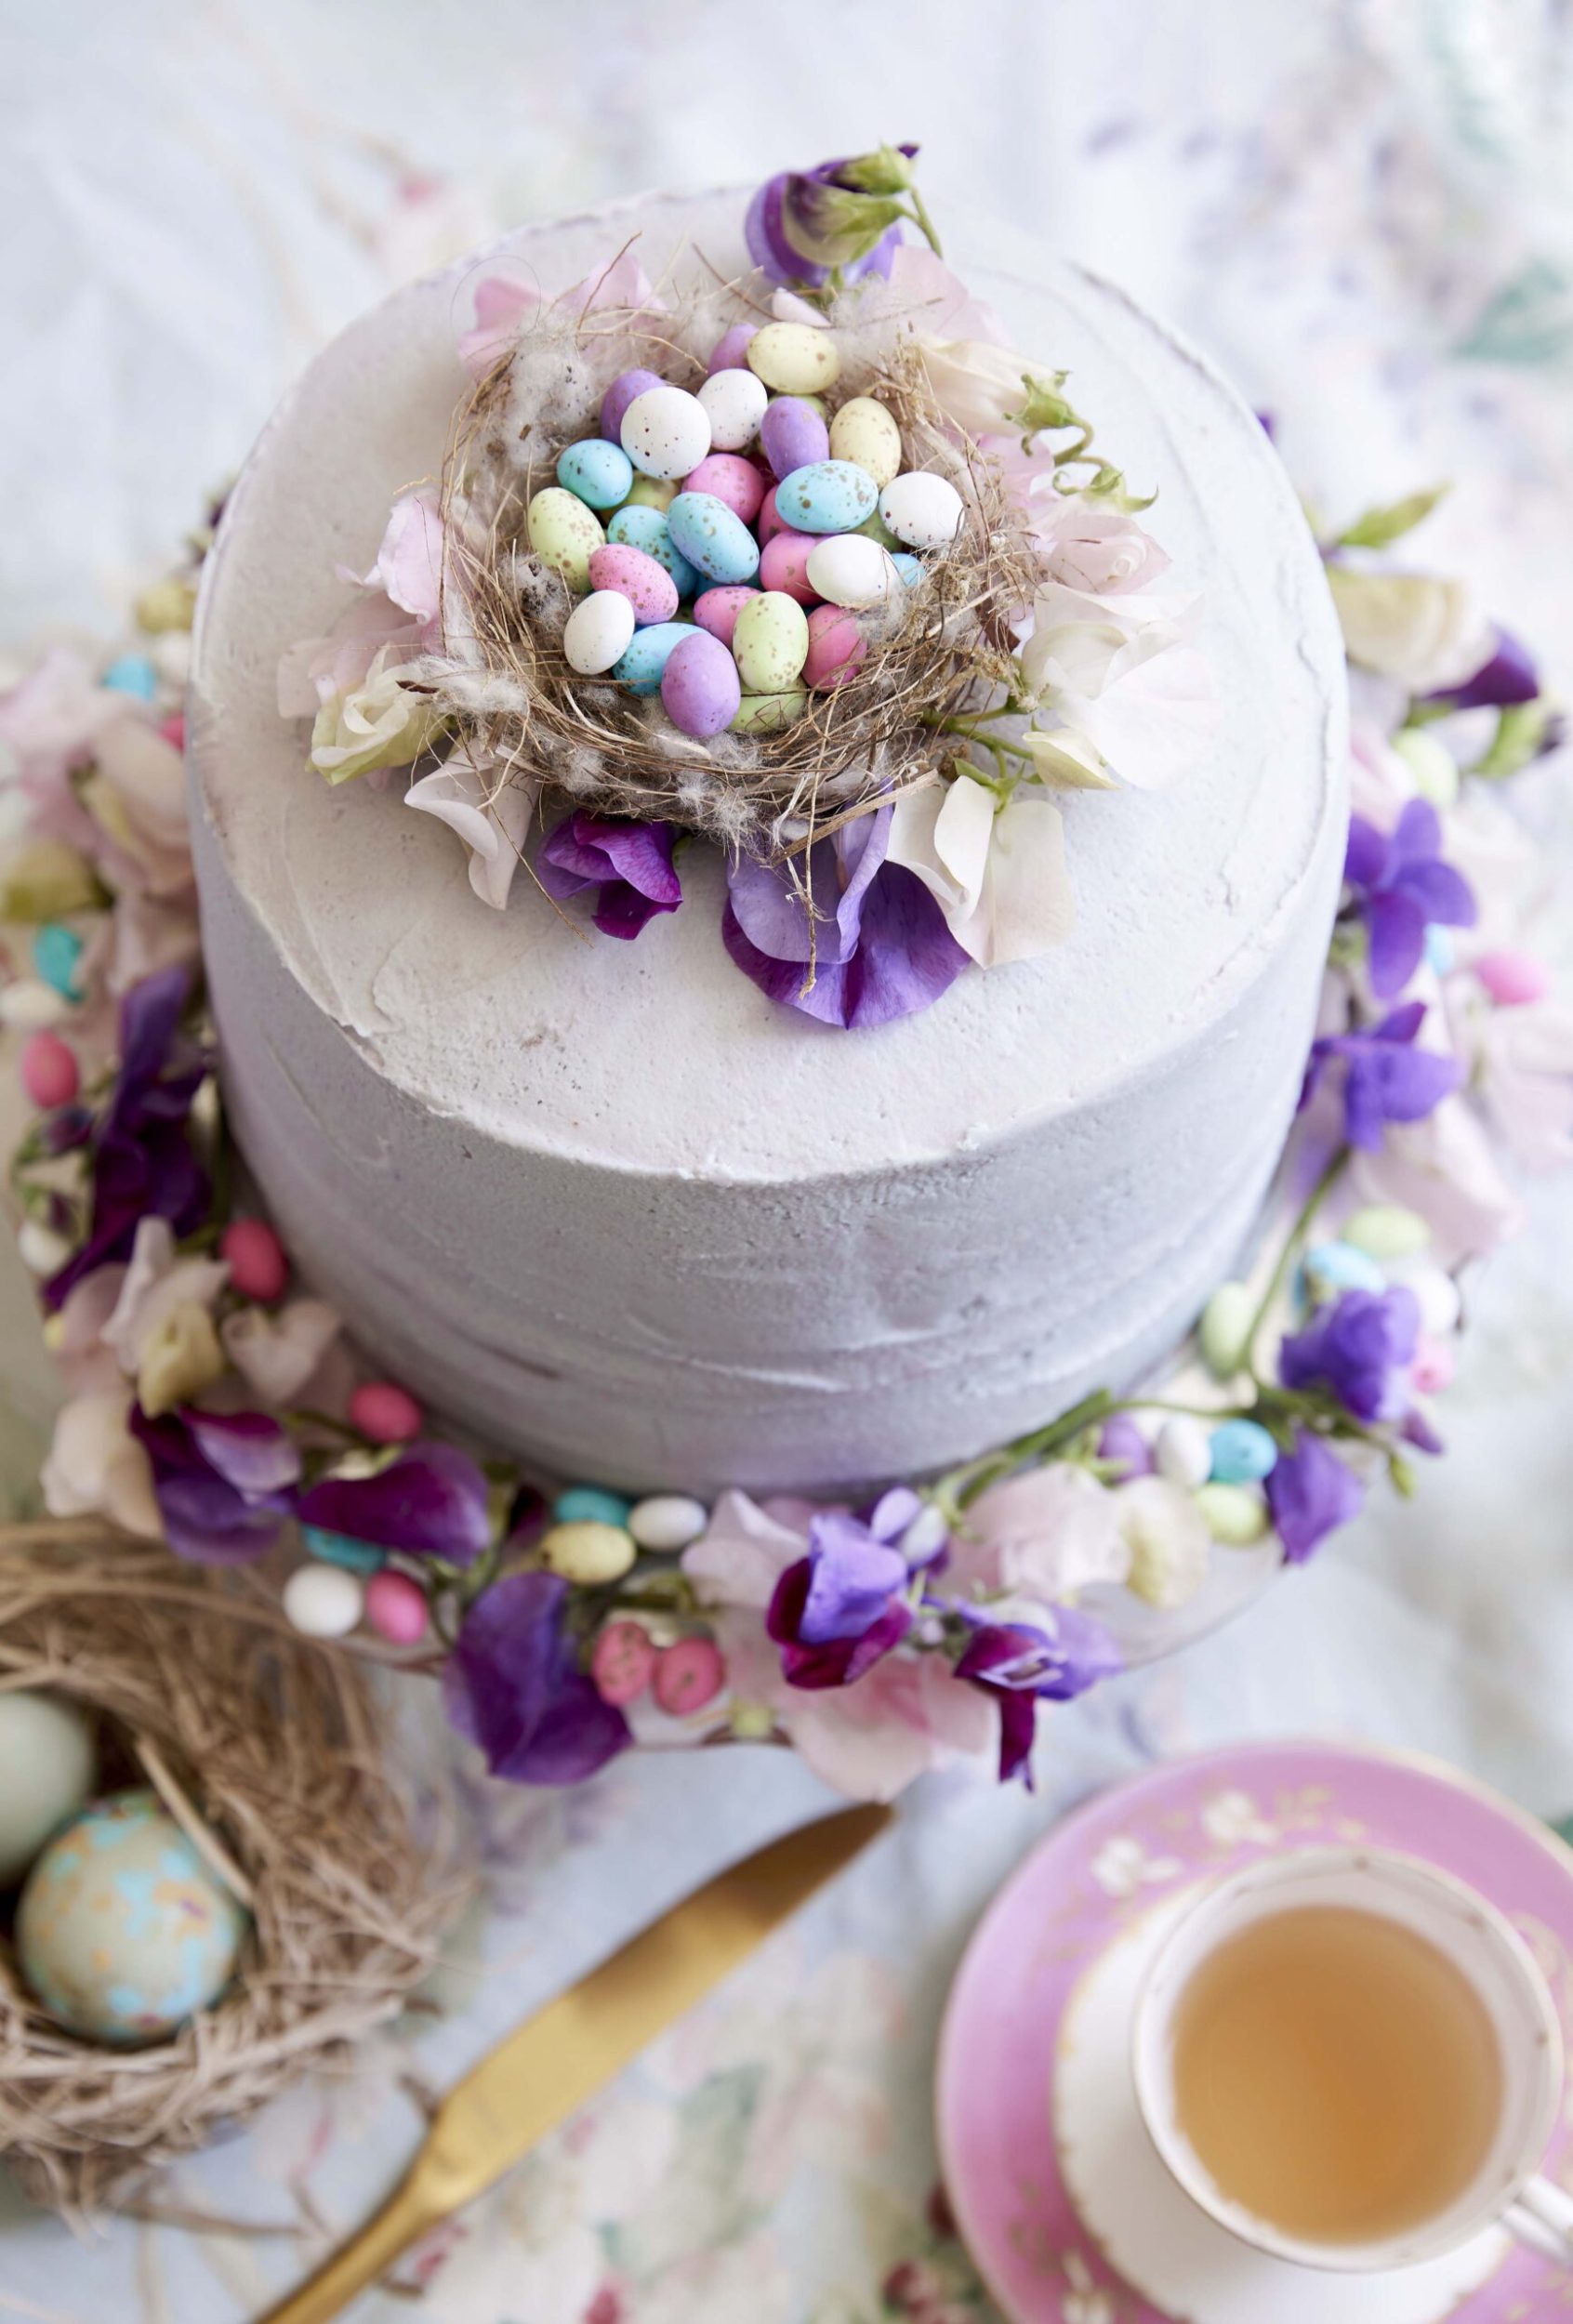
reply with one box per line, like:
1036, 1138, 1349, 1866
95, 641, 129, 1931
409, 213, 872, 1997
448, 1572, 630, 1785
159, 1480, 287, 1566
1425, 626, 1539, 711
184, 1408, 301, 1497
297, 1441, 492, 1564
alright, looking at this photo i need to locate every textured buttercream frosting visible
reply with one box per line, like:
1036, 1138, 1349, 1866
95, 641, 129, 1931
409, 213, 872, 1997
188, 186, 1348, 1495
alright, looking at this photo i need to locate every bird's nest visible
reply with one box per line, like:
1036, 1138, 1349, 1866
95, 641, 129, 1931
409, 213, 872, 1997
0, 1521, 463, 2221
420, 274, 1040, 863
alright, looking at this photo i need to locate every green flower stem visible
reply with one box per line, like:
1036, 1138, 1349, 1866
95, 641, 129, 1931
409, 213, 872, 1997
1243, 1145, 1349, 1382
903, 186, 944, 258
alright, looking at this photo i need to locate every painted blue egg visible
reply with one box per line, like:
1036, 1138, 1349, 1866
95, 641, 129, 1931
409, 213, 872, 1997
553, 1485, 634, 1527
667, 493, 761, 586
1424, 925, 1456, 975
556, 437, 636, 511
608, 505, 701, 600
1207, 1419, 1279, 1486
300, 1524, 387, 1575
1301, 1240, 1387, 1303
774, 460, 879, 535
100, 654, 158, 702
891, 552, 925, 587
612, 623, 694, 696
32, 922, 84, 1000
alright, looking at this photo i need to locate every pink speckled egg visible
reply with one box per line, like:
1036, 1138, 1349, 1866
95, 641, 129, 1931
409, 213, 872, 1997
803, 603, 866, 690
592, 1620, 657, 1706
707, 323, 758, 376
682, 453, 765, 526
653, 1636, 725, 1715
660, 630, 742, 739
693, 586, 759, 649
758, 528, 819, 606
349, 1380, 423, 1444
1476, 948, 1549, 1007
757, 483, 787, 548
20, 1030, 79, 1111
364, 1570, 430, 1646
588, 543, 680, 627
220, 1217, 288, 1303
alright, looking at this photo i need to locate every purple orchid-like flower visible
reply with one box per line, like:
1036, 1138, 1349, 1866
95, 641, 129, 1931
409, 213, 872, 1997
1423, 626, 1539, 712
746, 147, 918, 288
445, 1570, 630, 1786
296, 1441, 493, 1565
536, 813, 681, 940
45, 965, 208, 1310
1301, 999, 1462, 1152
1265, 1428, 1366, 1565
129, 1404, 301, 1565
724, 805, 969, 1031
1279, 1285, 1421, 1424
767, 1487, 919, 1689
955, 1610, 1124, 1784
1344, 799, 1476, 997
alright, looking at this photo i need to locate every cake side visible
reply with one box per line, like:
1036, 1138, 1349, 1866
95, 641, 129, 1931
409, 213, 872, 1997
188, 185, 1348, 1493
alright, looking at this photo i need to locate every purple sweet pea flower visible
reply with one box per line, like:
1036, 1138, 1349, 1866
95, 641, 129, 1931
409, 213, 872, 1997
129, 1404, 300, 1565
723, 805, 969, 1030
45, 965, 208, 1310
296, 1441, 493, 1565
1265, 1428, 1366, 1565
536, 813, 681, 940
955, 1610, 1124, 1784
746, 149, 917, 288
1423, 625, 1539, 712
1279, 1286, 1421, 1423
1301, 999, 1462, 1151
445, 1570, 630, 1785
1343, 799, 1476, 997
768, 1489, 920, 1688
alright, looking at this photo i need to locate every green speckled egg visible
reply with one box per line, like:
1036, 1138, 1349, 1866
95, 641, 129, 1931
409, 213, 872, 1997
526, 487, 605, 594
16, 1789, 249, 2046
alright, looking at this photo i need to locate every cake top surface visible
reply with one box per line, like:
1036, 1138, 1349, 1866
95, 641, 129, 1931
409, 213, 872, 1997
190, 183, 1347, 1182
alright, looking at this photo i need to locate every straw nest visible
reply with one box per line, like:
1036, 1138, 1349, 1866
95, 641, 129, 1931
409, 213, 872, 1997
422, 271, 1041, 865
0, 1520, 462, 2219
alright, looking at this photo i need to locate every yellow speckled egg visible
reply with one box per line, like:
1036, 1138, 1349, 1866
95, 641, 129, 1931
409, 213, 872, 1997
540, 1520, 637, 1586
16, 1789, 249, 2047
828, 398, 903, 489
747, 323, 840, 397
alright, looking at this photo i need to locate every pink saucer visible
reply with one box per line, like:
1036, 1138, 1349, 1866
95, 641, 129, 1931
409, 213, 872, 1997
936, 1740, 1573, 2323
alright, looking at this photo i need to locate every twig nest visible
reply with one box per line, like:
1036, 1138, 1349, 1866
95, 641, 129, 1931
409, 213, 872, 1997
0, 1521, 461, 2218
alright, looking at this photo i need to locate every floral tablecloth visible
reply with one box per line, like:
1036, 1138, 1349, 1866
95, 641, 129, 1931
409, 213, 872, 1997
3, 4, 1573, 2318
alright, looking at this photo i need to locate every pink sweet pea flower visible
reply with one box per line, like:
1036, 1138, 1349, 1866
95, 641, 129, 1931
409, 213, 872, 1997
457, 251, 666, 377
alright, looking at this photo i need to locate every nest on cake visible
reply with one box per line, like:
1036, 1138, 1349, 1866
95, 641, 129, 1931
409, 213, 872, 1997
0, 1520, 461, 2220
426, 289, 1038, 863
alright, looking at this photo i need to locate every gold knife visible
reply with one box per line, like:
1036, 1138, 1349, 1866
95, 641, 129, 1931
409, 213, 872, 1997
257, 1803, 890, 2324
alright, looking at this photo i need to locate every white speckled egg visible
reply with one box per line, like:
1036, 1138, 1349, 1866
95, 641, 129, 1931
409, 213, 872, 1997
747, 323, 841, 396
828, 397, 903, 489
17, 1789, 249, 2046
697, 366, 768, 452
563, 589, 638, 676
805, 534, 899, 611
0, 1692, 96, 1885
879, 471, 965, 550
628, 1494, 709, 1552
619, 387, 711, 481
283, 1562, 365, 1639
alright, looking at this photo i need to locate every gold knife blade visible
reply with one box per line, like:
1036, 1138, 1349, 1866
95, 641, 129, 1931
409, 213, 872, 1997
257, 1802, 890, 2324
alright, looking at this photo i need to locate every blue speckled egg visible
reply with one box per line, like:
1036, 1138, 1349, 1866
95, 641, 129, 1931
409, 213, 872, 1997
556, 437, 635, 511
891, 552, 925, 588
1207, 1419, 1279, 1486
32, 922, 85, 1000
774, 460, 879, 535
1301, 1240, 1387, 1302
100, 654, 158, 702
607, 505, 701, 601
612, 622, 694, 696
17, 1789, 249, 2046
667, 493, 761, 586
553, 1485, 634, 1527
300, 1524, 388, 1574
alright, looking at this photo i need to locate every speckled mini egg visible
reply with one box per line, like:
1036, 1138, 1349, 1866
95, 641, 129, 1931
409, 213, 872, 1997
879, 470, 965, 549
733, 592, 810, 693
667, 492, 761, 586
0, 1692, 96, 1886
756, 529, 818, 606
760, 397, 830, 482
828, 397, 903, 490
17, 1789, 248, 2047
527, 488, 605, 593
622, 473, 681, 513
661, 630, 742, 739
696, 365, 768, 450
804, 604, 867, 690
707, 322, 759, 375
731, 689, 807, 735
555, 437, 635, 511
607, 505, 700, 599
563, 588, 638, 676
747, 321, 841, 396
600, 366, 665, 446
588, 543, 680, 627
692, 585, 759, 649
612, 622, 694, 697
619, 386, 712, 482
805, 533, 898, 610
776, 460, 879, 535
682, 453, 766, 526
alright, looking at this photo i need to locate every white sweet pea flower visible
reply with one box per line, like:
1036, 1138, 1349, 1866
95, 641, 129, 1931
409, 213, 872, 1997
1326, 566, 1493, 693
1016, 728, 1117, 790
916, 338, 1033, 437
1113, 1475, 1212, 1609
1033, 496, 1171, 597
405, 746, 537, 909
310, 646, 444, 786
1018, 584, 1218, 791
42, 1390, 160, 1538
953, 1462, 1132, 1601
887, 775, 1075, 967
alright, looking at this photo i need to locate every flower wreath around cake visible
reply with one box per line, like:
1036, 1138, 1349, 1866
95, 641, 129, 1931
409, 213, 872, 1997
2, 150, 1569, 1802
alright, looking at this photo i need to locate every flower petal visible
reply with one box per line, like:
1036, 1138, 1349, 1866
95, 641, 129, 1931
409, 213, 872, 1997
297, 1441, 491, 1563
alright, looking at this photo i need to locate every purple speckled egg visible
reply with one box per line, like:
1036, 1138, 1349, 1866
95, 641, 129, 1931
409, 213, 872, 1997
693, 585, 759, 649
588, 543, 680, 627
760, 396, 830, 482
757, 528, 819, 607
600, 366, 666, 448
661, 630, 742, 738
682, 453, 766, 526
707, 324, 759, 376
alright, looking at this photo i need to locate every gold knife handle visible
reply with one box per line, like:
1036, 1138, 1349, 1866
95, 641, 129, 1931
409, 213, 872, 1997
253, 2169, 438, 2324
